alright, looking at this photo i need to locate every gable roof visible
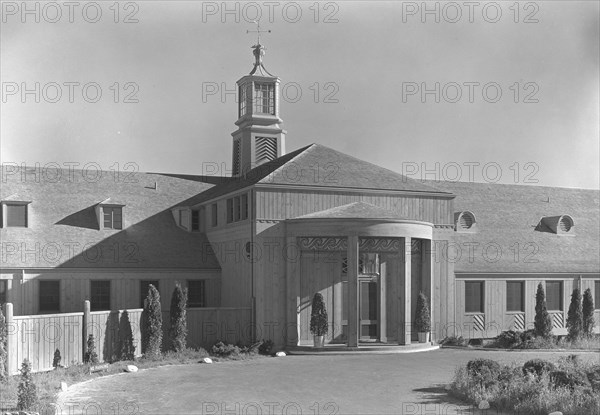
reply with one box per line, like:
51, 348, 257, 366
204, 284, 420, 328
429, 181, 600, 274
293, 201, 407, 220
189, 144, 452, 206
0, 166, 220, 270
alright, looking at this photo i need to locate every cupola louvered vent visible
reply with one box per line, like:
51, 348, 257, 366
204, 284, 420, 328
232, 140, 241, 176
255, 136, 277, 165
535, 215, 574, 235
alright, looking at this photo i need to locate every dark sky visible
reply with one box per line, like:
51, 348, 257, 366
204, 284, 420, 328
1, 1, 598, 188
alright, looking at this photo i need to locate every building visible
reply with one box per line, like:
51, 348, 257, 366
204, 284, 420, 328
1, 41, 599, 350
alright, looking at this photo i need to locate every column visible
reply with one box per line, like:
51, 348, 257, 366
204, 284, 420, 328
379, 261, 387, 343
285, 236, 300, 347
347, 235, 359, 347
400, 237, 412, 345
422, 239, 434, 341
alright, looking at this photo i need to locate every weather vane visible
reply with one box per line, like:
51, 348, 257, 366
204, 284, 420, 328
247, 20, 271, 45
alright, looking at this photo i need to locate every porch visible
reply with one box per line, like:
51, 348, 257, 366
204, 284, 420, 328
285, 205, 435, 349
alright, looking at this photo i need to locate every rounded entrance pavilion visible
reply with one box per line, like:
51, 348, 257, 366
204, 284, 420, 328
284, 202, 434, 347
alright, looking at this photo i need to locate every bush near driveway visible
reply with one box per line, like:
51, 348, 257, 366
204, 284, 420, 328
451, 356, 600, 415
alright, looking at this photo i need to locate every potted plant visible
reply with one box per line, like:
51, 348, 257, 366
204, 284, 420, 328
310, 293, 328, 348
415, 292, 431, 343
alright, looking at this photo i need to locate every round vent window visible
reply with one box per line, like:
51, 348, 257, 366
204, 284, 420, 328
459, 212, 475, 230
559, 216, 573, 232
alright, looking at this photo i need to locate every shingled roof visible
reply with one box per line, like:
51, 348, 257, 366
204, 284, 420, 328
0, 166, 220, 269
187, 143, 452, 206
429, 181, 600, 274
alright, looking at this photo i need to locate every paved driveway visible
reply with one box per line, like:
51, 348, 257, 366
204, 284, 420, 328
56, 349, 599, 415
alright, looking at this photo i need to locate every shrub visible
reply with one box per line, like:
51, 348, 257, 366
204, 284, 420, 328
586, 365, 600, 392
210, 341, 242, 358
566, 288, 583, 341
143, 284, 163, 359
53, 349, 62, 369
258, 339, 274, 355
440, 336, 468, 346
451, 357, 600, 415
84, 334, 99, 364
494, 330, 522, 348
414, 292, 431, 332
17, 359, 37, 410
466, 359, 501, 388
522, 359, 556, 377
550, 369, 591, 390
169, 283, 188, 352
118, 310, 136, 361
309, 293, 328, 336
534, 283, 553, 338
519, 329, 536, 343
0, 308, 7, 382
582, 288, 596, 337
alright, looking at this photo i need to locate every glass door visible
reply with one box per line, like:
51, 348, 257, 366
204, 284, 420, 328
359, 276, 378, 341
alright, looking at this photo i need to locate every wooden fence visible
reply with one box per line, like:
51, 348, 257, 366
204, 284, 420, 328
3, 302, 252, 375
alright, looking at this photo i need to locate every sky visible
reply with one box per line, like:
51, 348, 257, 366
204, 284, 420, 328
1, 1, 599, 188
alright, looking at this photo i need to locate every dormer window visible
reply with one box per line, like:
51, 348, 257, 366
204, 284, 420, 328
558, 215, 573, 232
535, 215, 574, 235
1, 199, 31, 228
455, 211, 476, 232
103, 206, 123, 230
96, 199, 125, 230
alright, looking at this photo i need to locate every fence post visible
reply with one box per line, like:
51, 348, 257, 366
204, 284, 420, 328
82, 300, 90, 359
4, 302, 16, 376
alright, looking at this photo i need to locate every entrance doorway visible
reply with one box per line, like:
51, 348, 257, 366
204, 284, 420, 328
359, 276, 378, 341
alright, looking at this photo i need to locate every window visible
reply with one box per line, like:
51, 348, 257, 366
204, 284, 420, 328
506, 281, 524, 312
6, 203, 28, 227
239, 83, 252, 118
140, 280, 159, 308
191, 210, 200, 231
0, 280, 6, 308
241, 194, 248, 220
234, 197, 241, 221
187, 280, 206, 308
211, 203, 218, 227
90, 281, 111, 311
39, 281, 60, 313
595, 281, 599, 310
226, 194, 249, 224
546, 281, 563, 311
465, 281, 484, 313
254, 83, 275, 114
103, 206, 122, 230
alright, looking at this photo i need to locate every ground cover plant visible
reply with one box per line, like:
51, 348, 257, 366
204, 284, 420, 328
450, 354, 600, 415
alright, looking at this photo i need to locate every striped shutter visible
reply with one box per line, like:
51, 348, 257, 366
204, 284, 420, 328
512, 313, 525, 331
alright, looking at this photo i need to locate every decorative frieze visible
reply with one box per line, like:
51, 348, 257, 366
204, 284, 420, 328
359, 238, 402, 253
298, 237, 348, 251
